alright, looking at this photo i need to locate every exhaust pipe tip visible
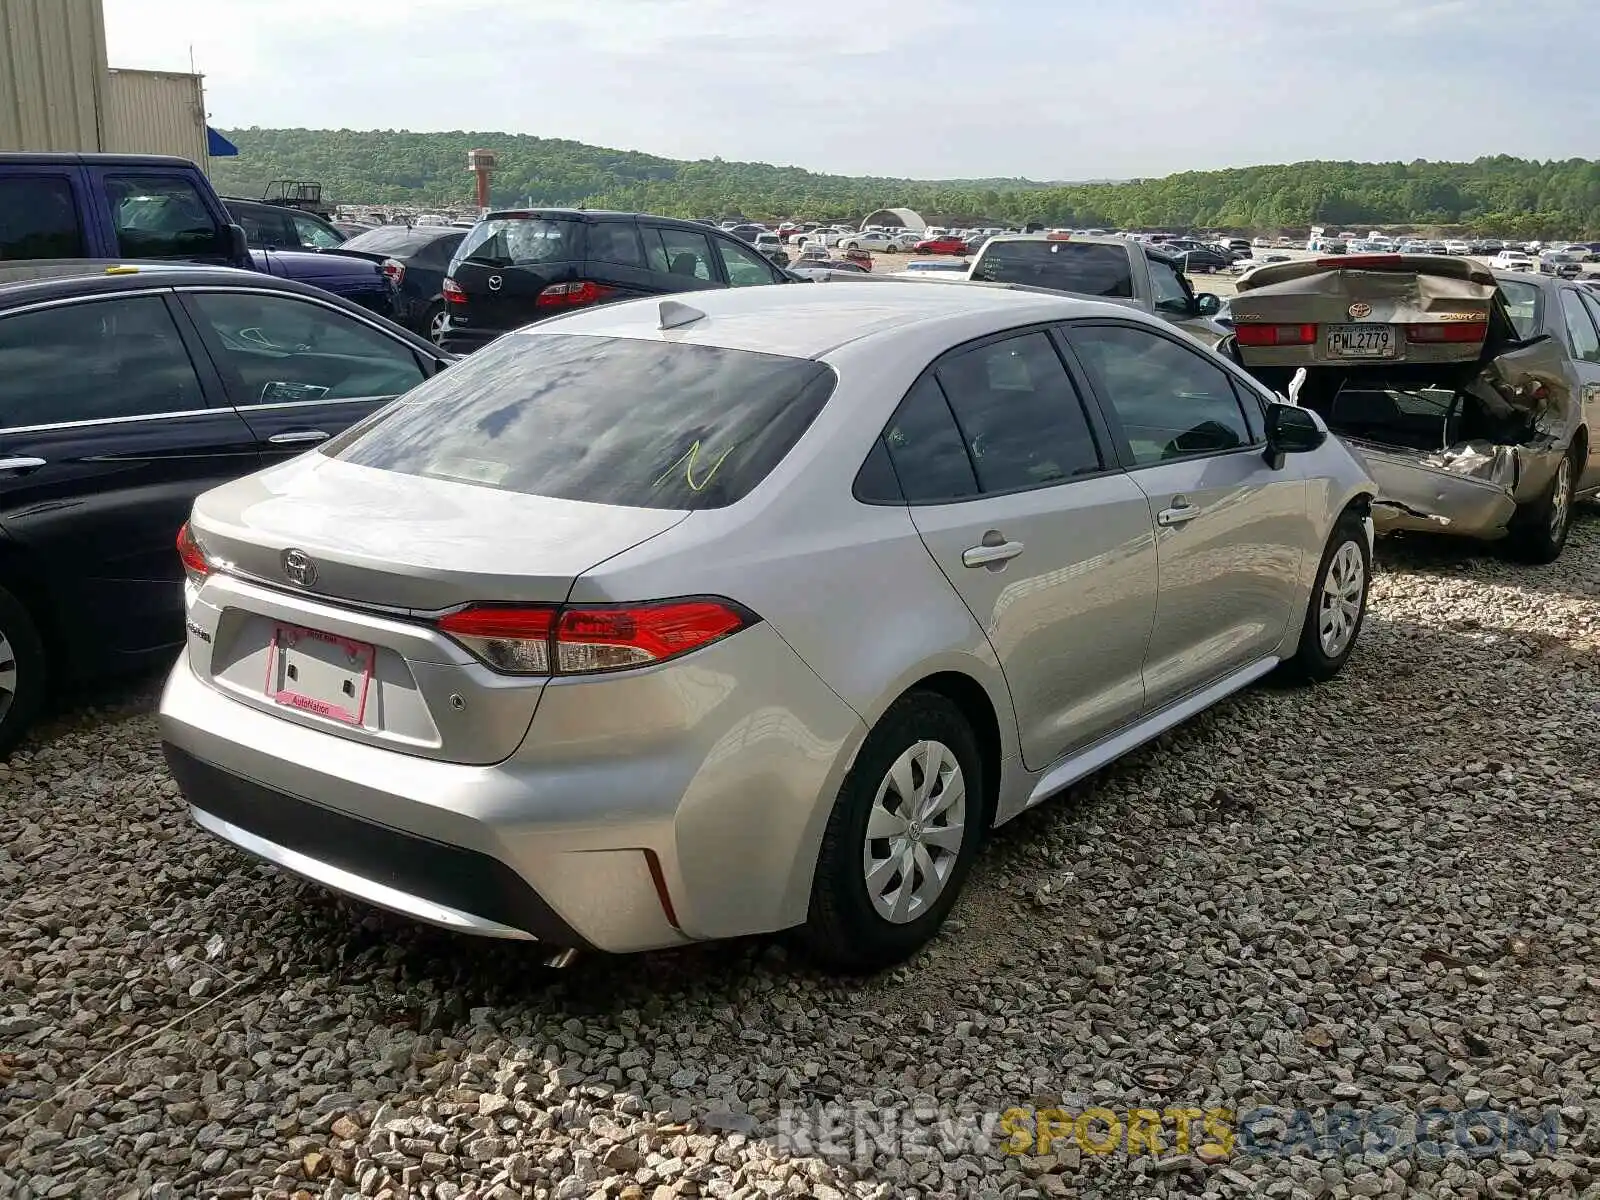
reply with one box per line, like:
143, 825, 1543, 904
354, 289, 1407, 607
544, 948, 580, 969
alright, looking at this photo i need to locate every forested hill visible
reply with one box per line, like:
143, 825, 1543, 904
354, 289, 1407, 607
211, 128, 1600, 236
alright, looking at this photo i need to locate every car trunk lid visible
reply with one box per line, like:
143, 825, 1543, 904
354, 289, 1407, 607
446, 215, 587, 333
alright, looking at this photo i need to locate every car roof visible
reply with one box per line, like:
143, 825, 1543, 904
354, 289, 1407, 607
0, 151, 201, 168
0, 261, 386, 313
477, 208, 715, 231
511, 279, 1146, 360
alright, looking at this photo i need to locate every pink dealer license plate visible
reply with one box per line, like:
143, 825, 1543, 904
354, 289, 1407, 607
264, 624, 375, 725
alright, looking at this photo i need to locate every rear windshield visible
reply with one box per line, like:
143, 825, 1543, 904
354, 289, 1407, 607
1496, 279, 1543, 340
453, 217, 582, 268
341, 227, 452, 255
971, 241, 1134, 298
326, 332, 836, 510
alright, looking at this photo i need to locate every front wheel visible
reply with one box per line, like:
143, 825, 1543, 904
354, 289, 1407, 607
800, 692, 984, 973
1282, 510, 1370, 683
1505, 446, 1579, 564
0, 583, 47, 759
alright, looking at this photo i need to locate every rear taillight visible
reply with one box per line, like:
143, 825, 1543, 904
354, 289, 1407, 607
381, 257, 405, 286
535, 281, 617, 310
437, 598, 755, 676
176, 522, 209, 585
1406, 321, 1487, 344
1234, 323, 1317, 347
442, 277, 467, 305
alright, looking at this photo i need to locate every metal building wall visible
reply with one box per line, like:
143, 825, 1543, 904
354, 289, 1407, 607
103, 68, 207, 164
0, 0, 108, 151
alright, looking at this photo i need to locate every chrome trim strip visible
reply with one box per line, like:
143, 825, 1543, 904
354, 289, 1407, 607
0, 407, 220, 435
190, 806, 536, 940
1, 287, 172, 319
1026, 655, 1280, 808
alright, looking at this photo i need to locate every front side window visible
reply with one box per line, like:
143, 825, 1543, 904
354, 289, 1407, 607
232, 204, 294, 248
184, 292, 424, 405
0, 177, 85, 259
1147, 258, 1191, 314
935, 332, 1102, 492
1559, 289, 1600, 362
0, 296, 203, 427
718, 237, 781, 286
291, 212, 345, 250
105, 174, 225, 259
1068, 324, 1253, 465
328, 332, 835, 510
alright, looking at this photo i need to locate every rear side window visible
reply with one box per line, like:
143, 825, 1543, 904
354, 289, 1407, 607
0, 296, 203, 427
935, 332, 1103, 491
970, 241, 1134, 298
454, 217, 582, 267
231, 203, 293, 248
328, 333, 835, 510
1496, 279, 1542, 340
0, 177, 85, 259
105, 174, 226, 259
878, 376, 979, 503
646, 227, 715, 280
587, 221, 645, 267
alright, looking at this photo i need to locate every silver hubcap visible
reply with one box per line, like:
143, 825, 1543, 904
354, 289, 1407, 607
1319, 541, 1366, 658
1549, 457, 1572, 539
429, 309, 448, 344
862, 740, 967, 924
0, 627, 16, 723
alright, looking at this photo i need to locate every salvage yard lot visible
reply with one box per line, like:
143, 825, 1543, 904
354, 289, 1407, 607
4, 517, 1600, 1199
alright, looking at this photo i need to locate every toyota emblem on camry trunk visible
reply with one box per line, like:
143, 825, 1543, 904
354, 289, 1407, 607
1348, 302, 1372, 318
282, 548, 317, 588
487, 274, 502, 291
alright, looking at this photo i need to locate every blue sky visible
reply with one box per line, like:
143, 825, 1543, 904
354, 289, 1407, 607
103, 0, 1599, 180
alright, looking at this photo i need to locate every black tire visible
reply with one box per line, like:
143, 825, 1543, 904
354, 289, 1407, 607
800, 692, 985, 973
0, 582, 47, 759
1282, 510, 1370, 683
422, 302, 447, 347
1505, 445, 1579, 564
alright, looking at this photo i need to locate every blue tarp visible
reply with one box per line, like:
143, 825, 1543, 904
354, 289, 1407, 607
206, 126, 238, 157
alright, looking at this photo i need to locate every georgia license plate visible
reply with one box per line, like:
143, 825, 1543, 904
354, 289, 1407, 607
265, 624, 375, 725
1326, 324, 1396, 358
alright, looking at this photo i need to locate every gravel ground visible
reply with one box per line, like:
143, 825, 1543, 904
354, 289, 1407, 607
3, 514, 1599, 1200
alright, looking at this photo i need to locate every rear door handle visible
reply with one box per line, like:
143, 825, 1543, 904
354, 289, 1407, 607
266, 430, 330, 446
0, 457, 46, 474
1157, 504, 1200, 526
962, 539, 1024, 567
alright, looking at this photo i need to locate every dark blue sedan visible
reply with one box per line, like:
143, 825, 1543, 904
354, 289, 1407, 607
0, 262, 453, 754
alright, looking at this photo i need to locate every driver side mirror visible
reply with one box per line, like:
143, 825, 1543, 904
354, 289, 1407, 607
225, 222, 250, 267
1193, 292, 1221, 317
1263, 401, 1326, 468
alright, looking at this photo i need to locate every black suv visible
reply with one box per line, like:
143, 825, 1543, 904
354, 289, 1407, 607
439, 209, 795, 353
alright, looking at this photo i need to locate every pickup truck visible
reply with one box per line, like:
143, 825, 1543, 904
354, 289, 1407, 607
903, 233, 1230, 346
0, 153, 388, 313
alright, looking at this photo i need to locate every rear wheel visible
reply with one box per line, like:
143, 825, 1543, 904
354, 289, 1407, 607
801, 692, 984, 973
0, 583, 46, 759
423, 302, 448, 346
1283, 511, 1370, 683
1506, 446, 1579, 564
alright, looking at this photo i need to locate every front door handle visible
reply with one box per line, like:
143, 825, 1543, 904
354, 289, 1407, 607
0, 457, 46, 474
962, 539, 1024, 567
1157, 504, 1200, 527
266, 430, 330, 446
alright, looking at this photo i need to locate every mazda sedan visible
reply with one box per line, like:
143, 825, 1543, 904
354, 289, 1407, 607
161, 283, 1376, 973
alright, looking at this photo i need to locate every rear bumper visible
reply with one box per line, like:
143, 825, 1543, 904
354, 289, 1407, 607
437, 322, 503, 354
158, 622, 864, 953
165, 745, 586, 944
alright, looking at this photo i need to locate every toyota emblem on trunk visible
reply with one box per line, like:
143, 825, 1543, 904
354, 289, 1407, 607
1348, 302, 1372, 318
281, 548, 317, 588
487, 274, 502, 291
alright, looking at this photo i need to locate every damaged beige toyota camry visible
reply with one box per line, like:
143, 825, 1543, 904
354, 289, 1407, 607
1221, 254, 1600, 562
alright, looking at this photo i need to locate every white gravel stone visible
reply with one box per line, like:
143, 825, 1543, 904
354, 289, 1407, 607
3, 516, 1600, 1198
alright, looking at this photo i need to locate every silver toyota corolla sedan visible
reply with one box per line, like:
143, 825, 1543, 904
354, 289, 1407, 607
160, 282, 1377, 973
